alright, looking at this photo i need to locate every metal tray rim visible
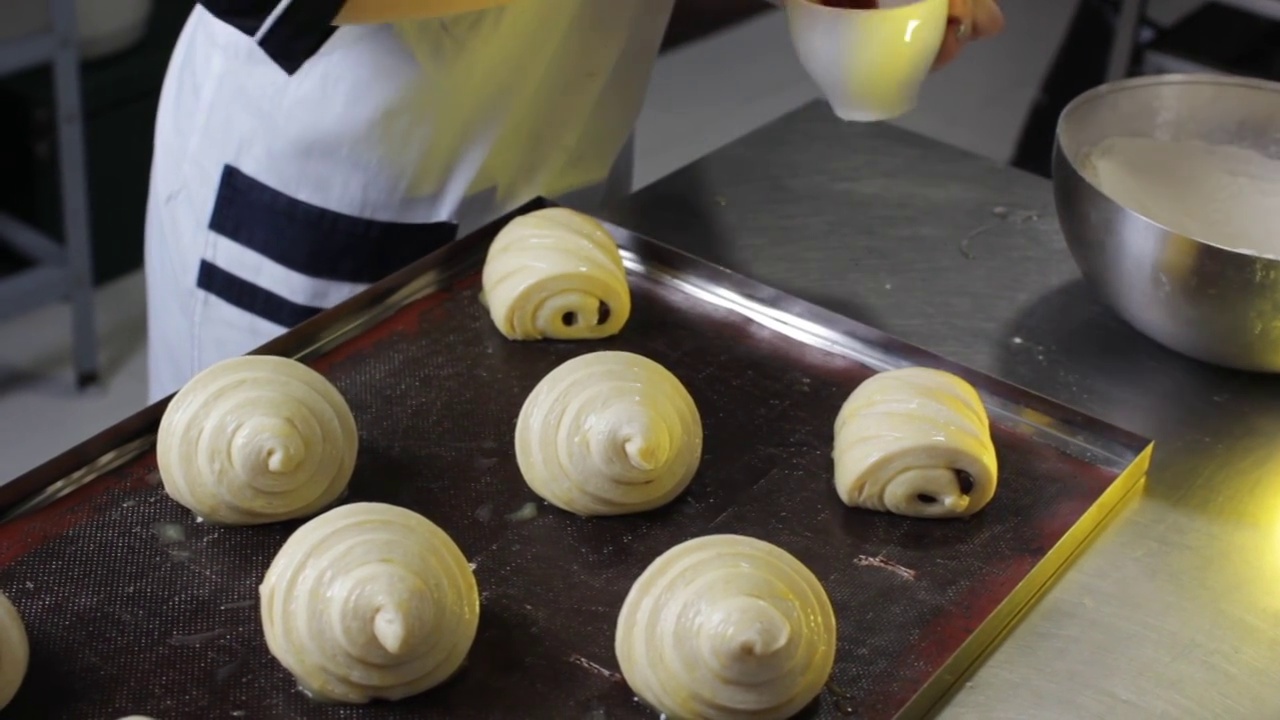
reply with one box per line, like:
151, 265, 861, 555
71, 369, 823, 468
896, 444, 1151, 719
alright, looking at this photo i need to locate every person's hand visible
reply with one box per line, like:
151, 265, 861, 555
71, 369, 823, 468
933, 0, 1004, 69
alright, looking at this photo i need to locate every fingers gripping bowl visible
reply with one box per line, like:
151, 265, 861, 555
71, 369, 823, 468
1053, 74, 1280, 372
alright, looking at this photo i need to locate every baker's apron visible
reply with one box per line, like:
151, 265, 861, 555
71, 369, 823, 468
144, 0, 672, 402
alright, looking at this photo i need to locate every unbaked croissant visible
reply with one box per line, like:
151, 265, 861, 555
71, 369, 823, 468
481, 207, 631, 340
515, 351, 702, 516
259, 502, 479, 704
156, 355, 358, 525
615, 535, 837, 720
833, 367, 997, 518
0, 591, 29, 711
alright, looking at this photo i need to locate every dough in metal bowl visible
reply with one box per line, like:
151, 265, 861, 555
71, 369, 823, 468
615, 534, 837, 720
157, 355, 358, 525
515, 351, 702, 516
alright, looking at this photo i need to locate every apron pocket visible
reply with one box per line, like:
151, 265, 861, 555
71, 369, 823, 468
197, 163, 458, 329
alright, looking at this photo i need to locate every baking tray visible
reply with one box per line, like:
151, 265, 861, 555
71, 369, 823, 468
0, 198, 1152, 720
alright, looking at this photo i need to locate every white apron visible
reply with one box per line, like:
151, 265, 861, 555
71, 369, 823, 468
144, 0, 672, 402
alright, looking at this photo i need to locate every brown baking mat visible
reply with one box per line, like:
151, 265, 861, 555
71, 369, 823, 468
0, 253, 1143, 719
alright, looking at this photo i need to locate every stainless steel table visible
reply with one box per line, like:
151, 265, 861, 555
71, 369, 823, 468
599, 102, 1280, 719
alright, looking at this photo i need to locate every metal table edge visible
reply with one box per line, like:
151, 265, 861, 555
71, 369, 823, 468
903, 442, 1155, 719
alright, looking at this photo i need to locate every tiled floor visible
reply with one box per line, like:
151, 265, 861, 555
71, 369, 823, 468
0, 0, 1203, 483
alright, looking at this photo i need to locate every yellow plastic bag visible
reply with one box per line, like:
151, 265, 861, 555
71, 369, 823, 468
385, 0, 672, 213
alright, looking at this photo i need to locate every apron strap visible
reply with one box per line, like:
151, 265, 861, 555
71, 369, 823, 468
198, 0, 347, 74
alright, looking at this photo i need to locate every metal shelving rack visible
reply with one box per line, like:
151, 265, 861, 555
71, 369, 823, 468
1107, 0, 1280, 80
0, 0, 98, 387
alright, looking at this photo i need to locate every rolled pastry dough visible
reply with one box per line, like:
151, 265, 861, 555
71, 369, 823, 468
833, 367, 997, 519
515, 351, 702, 516
481, 207, 631, 340
157, 356, 358, 525
0, 591, 29, 711
260, 502, 480, 703
615, 535, 837, 720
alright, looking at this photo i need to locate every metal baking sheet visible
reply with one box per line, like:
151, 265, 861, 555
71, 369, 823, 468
0, 199, 1152, 719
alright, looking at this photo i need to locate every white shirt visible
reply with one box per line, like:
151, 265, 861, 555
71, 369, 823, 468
159, 0, 673, 230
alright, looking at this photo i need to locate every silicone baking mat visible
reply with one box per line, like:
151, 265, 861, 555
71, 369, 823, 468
0, 204, 1151, 719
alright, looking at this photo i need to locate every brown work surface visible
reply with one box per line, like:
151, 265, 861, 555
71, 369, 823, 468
0, 207, 1150, 719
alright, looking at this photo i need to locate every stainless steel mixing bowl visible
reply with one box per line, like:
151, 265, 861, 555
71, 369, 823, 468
1053, 73, 1280, 372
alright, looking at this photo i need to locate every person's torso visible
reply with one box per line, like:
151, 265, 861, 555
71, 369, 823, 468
160, 0, 673, 229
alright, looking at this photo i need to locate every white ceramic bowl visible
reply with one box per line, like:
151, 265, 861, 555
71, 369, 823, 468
784, 0, 949, 122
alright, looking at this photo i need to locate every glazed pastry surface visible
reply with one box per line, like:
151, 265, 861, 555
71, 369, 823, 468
515, 351, 702, 516
0, 591, 29, 711
833, 366, 997, 518
259, 502, 480, 703
615, 534, 837, 720
481, 207, 631, 340
157, 355, 358, 525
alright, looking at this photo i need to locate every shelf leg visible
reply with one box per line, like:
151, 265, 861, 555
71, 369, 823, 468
49, 0, 100, 389
1106, 0, 1149, 81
